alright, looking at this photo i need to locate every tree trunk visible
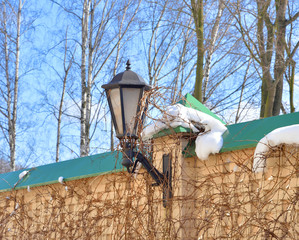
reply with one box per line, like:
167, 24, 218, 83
264, 83, 276, 118
260, 77, 268, 118
80, 0, 90, 157
191, 0, 204, 102
272, 0, 287, 116
1, 0, 22, 171
3, 4, 13, 171
10, 0, 22, 171
56, 31, 73, 162
202, 0, 224, 102
288, 60, 296, 113
256, 0, 275, 118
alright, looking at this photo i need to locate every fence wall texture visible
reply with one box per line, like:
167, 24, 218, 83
0, 135, 298, 239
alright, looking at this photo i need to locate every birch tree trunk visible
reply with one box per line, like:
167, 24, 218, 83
202, 0, 225, 103
10, 0, 22, 171
0, 0, 22, 171
3, 3, 13, 170
80, 0, 90, 156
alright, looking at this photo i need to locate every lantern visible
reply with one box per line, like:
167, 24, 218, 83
102, 60, 151, 139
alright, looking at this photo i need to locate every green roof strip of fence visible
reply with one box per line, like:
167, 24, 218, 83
152, 126, 194, 139
0, 151, 123, 192
183, 111, 299, 158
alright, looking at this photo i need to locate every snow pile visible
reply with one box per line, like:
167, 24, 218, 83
19, 171, 29, 180
142, 104, 227, 160
58, 176, 64, 184
253, 124, 299, 172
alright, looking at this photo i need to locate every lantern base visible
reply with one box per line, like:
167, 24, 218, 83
121, 142, 165, 186
121, 142, 135, 171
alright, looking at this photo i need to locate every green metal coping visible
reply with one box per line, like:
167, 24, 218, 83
153, 126, 193, 139
183, 111, 299, 158
0, 151, 123, 192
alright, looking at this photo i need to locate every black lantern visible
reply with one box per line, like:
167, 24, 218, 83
102, 60, 151, 139
102, 60, 166, 187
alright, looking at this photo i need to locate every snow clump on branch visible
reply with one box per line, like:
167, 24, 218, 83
58, 176, 64, 184
142, 104, 227, 160
19, 170, 29, 180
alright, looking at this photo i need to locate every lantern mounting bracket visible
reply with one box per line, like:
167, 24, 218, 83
122, 142, 165, 186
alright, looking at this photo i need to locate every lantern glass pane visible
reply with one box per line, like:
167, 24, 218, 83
109, 88, 123, 135
122, 88, 142, 135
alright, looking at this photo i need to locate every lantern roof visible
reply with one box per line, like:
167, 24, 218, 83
102, 60, 151, 90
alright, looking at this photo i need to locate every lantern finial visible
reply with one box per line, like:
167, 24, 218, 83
126, 60, 131, 70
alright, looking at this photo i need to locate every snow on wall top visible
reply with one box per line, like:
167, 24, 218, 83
142, 103, 227, 160
253, 124, 299, 172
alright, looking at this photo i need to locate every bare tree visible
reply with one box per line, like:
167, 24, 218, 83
231, 0, 299, 117
138, 0, 198, 108
170, 16, 197, 103
55, 30, 76, 162
0, 0, 23, 171
141, 0, 259, 122
180, 0, 251, 114
52, 0, 141, 156
143, 0, 183, 88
